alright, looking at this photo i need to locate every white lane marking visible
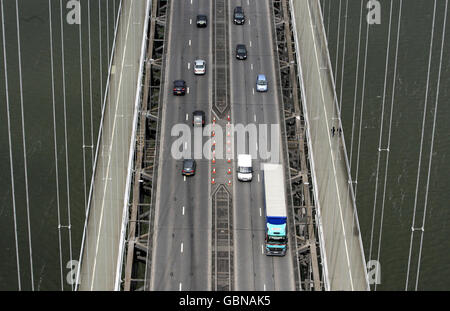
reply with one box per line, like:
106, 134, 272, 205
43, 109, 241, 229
256, 142, 258, 152
254, 114, 256, 122
261, 244, 264, 254
190, 0, 193, 4
187, 87, 190, 94
189, 39, 191, 46
186, 113, 188, 121
184, 142, 187, 149
190, 18, 192, 25
188, 62, 190, 70
264, 284, 266, 291
184, 176, 186, 182
249, 19, 251, 25
247, 0, 250, 5
250, 40, 252, 47
90, 1, 133, 290
181, 242, 184, 253
182, 206, 185, 215
258, 173, 260, 182
179, 283, 182, 291
259, 208, 262, 217
252, 88, 255, 95
251, 63, 253, 70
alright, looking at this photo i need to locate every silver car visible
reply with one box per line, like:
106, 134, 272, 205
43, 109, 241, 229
256, 74, 268, 92
194, 59, 206, 75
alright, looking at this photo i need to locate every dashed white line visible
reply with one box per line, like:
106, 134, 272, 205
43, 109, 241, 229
261, 244, 264, 254
250, 41, 252, 47
188, 62, 190, 70
259, 208, 262, 217
249, 19, 251, 25
186, 113, 188, 121
181, 243, 184, 253
254, 114, 256, 121
187, 87, 190, 94
179, 282, 182, 291
182, 206, 185, 215
255, 142, 258, 152
257, 173, 260, 182
190, 18, 192, 24
251, 63, 253, 70
264, 284, 266, 291
189, 39, 191, 46
252, 88, 255, 95
184, 176, 186, 182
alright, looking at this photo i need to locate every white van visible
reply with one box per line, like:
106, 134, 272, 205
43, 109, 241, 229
237, 154, 253, 181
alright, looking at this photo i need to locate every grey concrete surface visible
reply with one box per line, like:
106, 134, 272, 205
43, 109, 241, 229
149, 0, 213, 291
78, 0, 149, 291
290, 0, 369, 290
230, 0, 295, 291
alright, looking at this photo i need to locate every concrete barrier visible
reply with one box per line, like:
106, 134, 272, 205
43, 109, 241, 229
290, 0, 369, 290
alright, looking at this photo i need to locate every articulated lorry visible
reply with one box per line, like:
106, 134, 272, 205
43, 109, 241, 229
262, 163, 287, 256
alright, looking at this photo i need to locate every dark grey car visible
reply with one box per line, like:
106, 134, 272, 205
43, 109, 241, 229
236, 44, 247, 60
182, 159, 196, 176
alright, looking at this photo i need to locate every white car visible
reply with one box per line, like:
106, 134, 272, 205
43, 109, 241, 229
194, 59, 206, 75
256, 74, 268, 92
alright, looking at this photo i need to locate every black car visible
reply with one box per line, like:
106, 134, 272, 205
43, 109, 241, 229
233, 6, 245, 24
236, 44, 247, 60
173, 80, 186, 95
182, 159, 196, 176
192, 110, 206, 127
196, 14, 207, 27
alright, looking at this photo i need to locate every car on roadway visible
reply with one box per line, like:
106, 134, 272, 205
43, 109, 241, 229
192, 110, 206, 127
256, 74, 268, 92
173, 80, 186, 95
236, 44, 247, 60
194, 59, 206, 75
196, 14, 207, 27
182, 159, 196, 176
233, 6, 245, 25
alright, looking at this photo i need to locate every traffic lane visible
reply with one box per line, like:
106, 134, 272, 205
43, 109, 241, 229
246, 0, 296, 291
257, 0, 296, 291
151, 0, 207, 290
229, 0, 279, 291
170, 0, 212, 289
229, 0, 258, 291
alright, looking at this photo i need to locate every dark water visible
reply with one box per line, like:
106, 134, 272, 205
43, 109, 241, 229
0, 0, 117, 290
322, 0, 450, 290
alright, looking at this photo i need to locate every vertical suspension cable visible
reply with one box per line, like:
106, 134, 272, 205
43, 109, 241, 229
338, 0, 348, 113
59, 0, 74, 291
414, 0, 447, 290
353, 0, 371, 199
349, 0, 364, 174
77, 0, 89, 290
88, 0, 95, 167
368, 0, 394, 270
405, 0, 438, 291
48, 0, 64, 291
15, 0, 34, 290
99, 0, 103, 109
334, 0, 341, 82
1, 0, 21, 291
374, 0, 403, 291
